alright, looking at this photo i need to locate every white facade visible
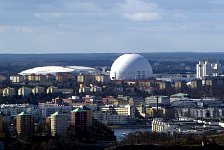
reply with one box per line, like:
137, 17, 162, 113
50, 112, 67, 136
152, 118, 170, 132
196, 60, 222, 79
93, 111, 135, 125
110, 53, 153, 80
99, 105, 135, 117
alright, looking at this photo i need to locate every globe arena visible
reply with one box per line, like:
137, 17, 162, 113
110, 53, 153, 80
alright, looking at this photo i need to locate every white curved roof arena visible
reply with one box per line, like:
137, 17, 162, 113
19, 66, 97, 76
110, 53, 153, 80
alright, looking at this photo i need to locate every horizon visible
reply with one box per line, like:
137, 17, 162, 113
0, 51, 224, 55
0, 0, 224, 53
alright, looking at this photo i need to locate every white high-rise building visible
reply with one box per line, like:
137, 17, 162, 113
196, 60, 222, 79
50, 112, 67, 136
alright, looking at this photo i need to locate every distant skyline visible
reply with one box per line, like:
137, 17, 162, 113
0, 0, 224, 53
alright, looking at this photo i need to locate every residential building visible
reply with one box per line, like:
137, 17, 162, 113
90, 86, 102, 93
81, 106, 92, 127
18, 86, 32, 96
158, 81, 172, 90
196, 60, 222, 79
58, 88, 73, 94
77, 74, 96, 84
2, 87, 15, 97
92, 111, 136, 125
204, 77, 224, 97
145, 96, 170, 106
95, 74, 110, 84
71, 107, 88, 129
50, 112, 67, 136
16, 112, 34, 136
170, 93, 190, 102
46, 86, 58, 94
191, 79, 202, 89
99, 105, 135, 117
10, 75, 25, 84
79, 86, 90, 93
40, 105, 72, 118
0, 104, 38, 117
27, 74, 46, 82
174, 80, 188, 93
56, 73, 71, 82
32, 86, 45, 95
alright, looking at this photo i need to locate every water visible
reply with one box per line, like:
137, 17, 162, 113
112, 127, 151, 142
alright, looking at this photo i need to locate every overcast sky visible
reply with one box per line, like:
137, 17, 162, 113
0, 0, 224, 53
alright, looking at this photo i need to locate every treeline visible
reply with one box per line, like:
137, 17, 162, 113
120, 131, 224, 147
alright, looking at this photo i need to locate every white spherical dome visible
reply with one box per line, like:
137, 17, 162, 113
110, 53, 153, 80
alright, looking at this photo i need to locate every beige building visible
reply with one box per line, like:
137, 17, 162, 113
27, 74, 46, 82
16, 112, 34, 136
95, 74, 110, 84
11, 75, 25, 84
18, 86, 32, 96
3, 87, 15, 97
158, 81, 171, 90
56, 73, 71, 82
50, 112, 68, 136
77, 74, 96, 84
47, 86, 59, 94
32, 86, 45, 95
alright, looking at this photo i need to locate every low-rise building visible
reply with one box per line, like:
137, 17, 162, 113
99, 105, 135, 117
0, 104, 37, 117
40, 105, 72, 118
170, 93, 190, 102
145, 96, 170, 106
58, 88, 73, 94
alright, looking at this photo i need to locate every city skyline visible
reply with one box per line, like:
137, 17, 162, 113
0, 0, 224, 53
